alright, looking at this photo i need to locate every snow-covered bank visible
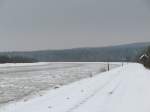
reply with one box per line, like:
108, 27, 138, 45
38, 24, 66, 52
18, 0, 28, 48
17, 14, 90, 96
0, 62, 122, 67
0, 62, 119, 106
0, 62, 49, 67
1, 63, 150, 112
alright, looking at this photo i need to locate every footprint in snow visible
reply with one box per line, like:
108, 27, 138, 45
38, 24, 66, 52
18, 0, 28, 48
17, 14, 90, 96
48, 106, 52, 109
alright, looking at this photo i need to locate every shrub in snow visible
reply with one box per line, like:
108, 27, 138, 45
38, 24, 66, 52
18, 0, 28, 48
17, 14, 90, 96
100, 68, 107, 72
139, 46, 150, 68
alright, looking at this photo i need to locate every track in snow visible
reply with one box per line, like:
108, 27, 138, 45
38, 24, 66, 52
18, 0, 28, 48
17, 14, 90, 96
66, 69, 123, 112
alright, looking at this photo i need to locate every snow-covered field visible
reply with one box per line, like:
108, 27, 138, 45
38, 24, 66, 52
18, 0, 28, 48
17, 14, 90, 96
1, 63, 150, 112
0, 62, 119, 107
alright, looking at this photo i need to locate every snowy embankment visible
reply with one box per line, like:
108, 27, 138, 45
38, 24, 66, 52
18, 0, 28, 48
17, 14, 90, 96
1, 63, 150, 112
0, 62, 119, 106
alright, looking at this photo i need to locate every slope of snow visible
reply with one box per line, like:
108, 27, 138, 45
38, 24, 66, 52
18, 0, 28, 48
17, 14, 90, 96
0, 62, 121, 67
1, 63, 150, 112
0, 62, 119, 105
0, 62, 49, 67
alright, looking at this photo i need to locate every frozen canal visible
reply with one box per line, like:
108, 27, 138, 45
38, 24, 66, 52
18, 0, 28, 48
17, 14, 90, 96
0, 62, 120, 106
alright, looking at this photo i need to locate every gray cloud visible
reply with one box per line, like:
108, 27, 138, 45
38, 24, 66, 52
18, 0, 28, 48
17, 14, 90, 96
0, 0, 149, 51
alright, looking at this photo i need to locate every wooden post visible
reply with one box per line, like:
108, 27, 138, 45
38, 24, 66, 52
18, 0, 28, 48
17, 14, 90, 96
107, 62, 110, 71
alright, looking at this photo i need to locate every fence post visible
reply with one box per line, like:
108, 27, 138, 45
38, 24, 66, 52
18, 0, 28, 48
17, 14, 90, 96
107, 62, 110, 71
122, 62, 123, 67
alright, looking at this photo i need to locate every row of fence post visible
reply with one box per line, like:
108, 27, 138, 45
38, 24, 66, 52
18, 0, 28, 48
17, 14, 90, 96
107, 62, 124, 71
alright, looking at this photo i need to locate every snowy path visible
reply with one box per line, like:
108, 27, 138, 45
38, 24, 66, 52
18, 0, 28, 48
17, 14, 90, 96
1, 63, 150, 112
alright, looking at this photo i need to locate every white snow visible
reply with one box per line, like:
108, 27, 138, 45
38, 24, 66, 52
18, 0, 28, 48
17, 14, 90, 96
0, 62, 122, 67
0, 62, 119, 106
1, 63, 150, 112
0, 62, 50, 67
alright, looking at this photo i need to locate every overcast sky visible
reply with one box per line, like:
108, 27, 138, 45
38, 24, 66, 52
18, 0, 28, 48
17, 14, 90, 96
0, 0, 149, 51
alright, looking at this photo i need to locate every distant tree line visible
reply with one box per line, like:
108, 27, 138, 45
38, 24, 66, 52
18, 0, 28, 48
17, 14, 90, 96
138, 46, 150, 68
0, 55, 37, 63
0, 42, 149, 63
